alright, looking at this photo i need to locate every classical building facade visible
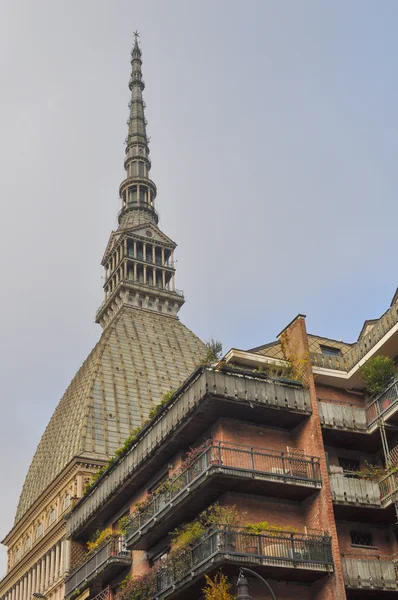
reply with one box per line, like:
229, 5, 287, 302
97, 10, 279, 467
0, 36, 205, 600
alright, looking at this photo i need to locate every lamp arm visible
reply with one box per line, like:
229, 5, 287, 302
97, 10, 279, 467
238, 567, 277, 600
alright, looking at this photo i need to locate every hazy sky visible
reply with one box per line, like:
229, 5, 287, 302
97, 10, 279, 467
1, 0, 398, 573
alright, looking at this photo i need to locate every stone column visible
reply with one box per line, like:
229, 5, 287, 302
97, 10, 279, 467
171, 273, 175, 291
64, 540, 71, 573
161, 247, 165, 266
143, 266, 147, 284
36, 561, 41, 593
21, 576, 26, 600
153, 268, 156, 287
27, 569, 32, 600
59, 540, 64, 577
45, 552, 50, 589
143, 243, 146, 262
162, 270, 166, 288
50, 546, 55, 584
32, 565, 37, 596
54, 542, 60, 581
133, 241, 137, 258
133, 263, 137, 281
152, 245, 155, 264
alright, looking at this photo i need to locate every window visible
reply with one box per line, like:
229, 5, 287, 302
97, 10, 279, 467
62, 494, 71, 511
48, 507, 57, 525
36, 523, 43, 539
138, 162, 145, 177
15, 548, 21, 562
24, 537, 31, 552
320, 345, 341, 356
338, 457, 360, 474
350, 531, 374, 547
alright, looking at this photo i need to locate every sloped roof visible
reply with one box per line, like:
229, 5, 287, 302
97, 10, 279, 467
249, 334, 353, 360
15, 307, 205, 523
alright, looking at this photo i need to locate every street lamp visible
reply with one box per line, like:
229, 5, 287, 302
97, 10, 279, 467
237, 568, 277, 600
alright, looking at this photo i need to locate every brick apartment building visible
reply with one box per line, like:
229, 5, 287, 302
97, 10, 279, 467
62, 303, 398, 600
2, 34, 398, 600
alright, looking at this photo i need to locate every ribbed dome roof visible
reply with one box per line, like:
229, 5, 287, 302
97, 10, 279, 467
15, 307, 205, 523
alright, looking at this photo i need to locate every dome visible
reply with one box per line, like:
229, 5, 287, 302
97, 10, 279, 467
15, 307, 205, 523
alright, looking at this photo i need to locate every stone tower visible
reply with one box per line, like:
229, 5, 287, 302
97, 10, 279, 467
97, 34, 184, 327
0, 35, 205, 600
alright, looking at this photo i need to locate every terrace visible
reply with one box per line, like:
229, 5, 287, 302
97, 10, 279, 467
126, 441, 322, 550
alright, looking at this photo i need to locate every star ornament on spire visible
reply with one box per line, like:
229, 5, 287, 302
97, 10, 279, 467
133, 30, 140, 40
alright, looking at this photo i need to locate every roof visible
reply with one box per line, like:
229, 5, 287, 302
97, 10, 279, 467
15, 307, 205, 523
249, 334, 353, 360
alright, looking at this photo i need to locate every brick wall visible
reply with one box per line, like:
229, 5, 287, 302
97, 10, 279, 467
316, 384, 365, 408
280, 316, 347, 600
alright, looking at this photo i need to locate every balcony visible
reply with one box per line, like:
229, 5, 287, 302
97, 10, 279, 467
311, 302, 398, 373
330, 474, 381, 508
67, 369, 311, 541
365, 379, 398, 427
342, 555, 398, 593
319, 401, 367, 432
65, 537, 131, 599
154, 527, 333, 599
126, 442, 322, 550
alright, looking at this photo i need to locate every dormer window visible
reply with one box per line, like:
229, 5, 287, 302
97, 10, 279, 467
320, 345, 341, 357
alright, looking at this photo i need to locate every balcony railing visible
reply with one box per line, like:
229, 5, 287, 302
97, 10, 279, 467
318, 401, 367, 431
330, 474, 381, 507
342, 554, 398, 590
126, 442, 321, 548
65, 537, 131, 599
67, 370, 311, 539
365, 378, 398, 426
311, 303, 398, 372
155, 527, 333, 598
379, 471, 398, 504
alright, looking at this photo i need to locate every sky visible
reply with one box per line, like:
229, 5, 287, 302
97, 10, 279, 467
1, 0, 398, 573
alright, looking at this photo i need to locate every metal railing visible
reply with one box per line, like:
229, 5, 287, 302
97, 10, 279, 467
127, 442, 321, 542
379, 471, 398, 502
342, 554, 398, 590
65, 536, 130, 598
67, 370, 311, 539
91, 589, 110, 600
311, 303, 398, 373
365, 378, 398, 426
155, 527, 333, 597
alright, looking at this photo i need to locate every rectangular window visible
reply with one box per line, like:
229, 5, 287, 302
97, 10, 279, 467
320, 345, 341, 356
350, 531, 374, 547
139, 162, 145, 176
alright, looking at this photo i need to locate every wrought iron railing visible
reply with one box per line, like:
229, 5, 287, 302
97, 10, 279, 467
65, 537, 130, 598
127, 442, 321, 543
155, 527, 333, 597
365, 378, 398, 426
342, 554, 398, 590
379, 471, 398, 502
311, 303, 398, 372
91, 589, 110, 600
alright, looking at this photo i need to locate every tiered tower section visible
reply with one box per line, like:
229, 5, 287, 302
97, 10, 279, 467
96, 36, 184, 328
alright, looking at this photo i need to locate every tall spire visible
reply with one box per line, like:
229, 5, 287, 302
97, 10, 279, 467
96, 34, 185, 329
118, 32, 158, 228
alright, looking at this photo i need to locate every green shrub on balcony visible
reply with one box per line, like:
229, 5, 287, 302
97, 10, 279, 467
359, 355, 396, 396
